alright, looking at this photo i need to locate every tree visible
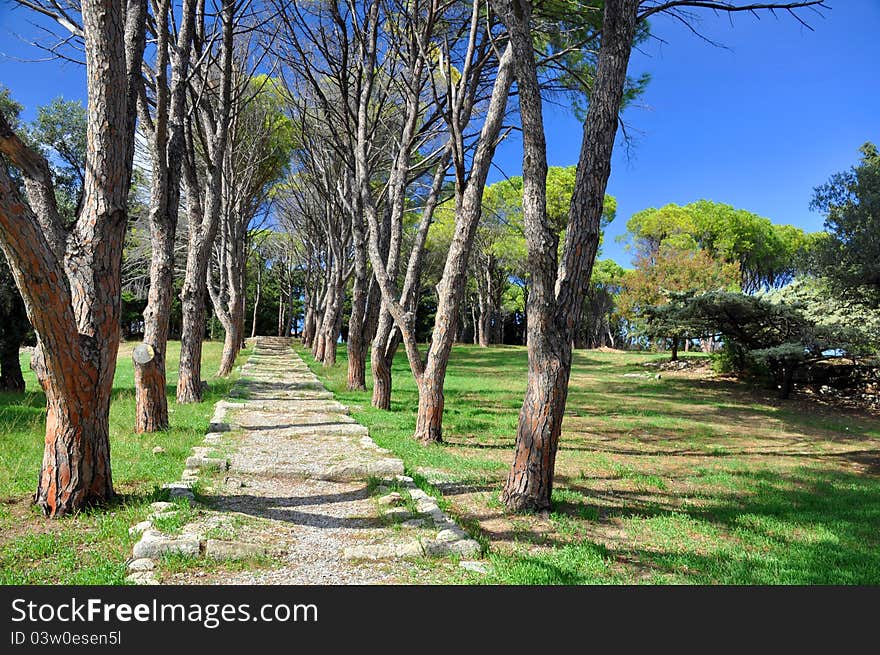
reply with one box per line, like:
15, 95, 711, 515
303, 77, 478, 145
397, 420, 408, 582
625, 200, 811, 293
28, 97, 88, 222
475, 167, 618, 347
0, 0, 146, 516
578, 258, 627, 349
177, 0, 239, 404
765, 276, 880, 357
134, 0, 197, 430
619, 243, 741, 356
493, 0, 825, 512
0, 87, 30, 393
208, 75, 294, 376
493, 0, 640, 511
640, 290, 701, 360
667, 290, 850, 399
811, 142, 880, 307
375, 24, 514, 442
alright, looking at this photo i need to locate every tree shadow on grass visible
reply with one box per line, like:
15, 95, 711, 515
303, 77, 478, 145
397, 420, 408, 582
543, 467, 880, 584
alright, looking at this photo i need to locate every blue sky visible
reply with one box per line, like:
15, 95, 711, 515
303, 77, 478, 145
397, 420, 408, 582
1, 1, 878, 267
490, 0, 880, 265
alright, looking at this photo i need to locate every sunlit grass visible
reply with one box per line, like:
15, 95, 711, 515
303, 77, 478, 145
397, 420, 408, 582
0, 341, 249, 585
304, 343, 880, 585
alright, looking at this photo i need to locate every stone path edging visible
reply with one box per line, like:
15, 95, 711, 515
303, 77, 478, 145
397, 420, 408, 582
124, 337, 483, 585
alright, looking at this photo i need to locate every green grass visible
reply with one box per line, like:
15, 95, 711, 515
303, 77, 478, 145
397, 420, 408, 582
0, 341, 249, 585
303, 343, 880, 585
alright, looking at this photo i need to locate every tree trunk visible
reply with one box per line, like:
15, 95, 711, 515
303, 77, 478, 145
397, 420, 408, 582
415, 373, 444, 444
409, 46, 515, 443
496, 0, 639, 511
278, 287, 286, 337
176, 0, 235, 403
671, 338, 679, 361
251, 260, 261, 338
502, 342, 572, 511
177, 218, 214, 403
214, 250, 244, 377
317, 266, 345, 367
779, 363, 795, 399
136, 195, 177, 427
371, 342, 393, 409
36, 358, 114, 516
347, 207, 370, 390
371, 313, 402, 410
134, 0, 195, 433
0, 0, 146, 517
218, 316, 241, 377
478, 291, 490, 348
471, 303, 478, 344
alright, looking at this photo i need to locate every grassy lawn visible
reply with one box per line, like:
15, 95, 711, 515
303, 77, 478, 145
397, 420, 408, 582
302, 343, 880, 585
0, 341, 249, 584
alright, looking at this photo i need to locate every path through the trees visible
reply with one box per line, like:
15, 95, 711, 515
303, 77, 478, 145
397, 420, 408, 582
156, 337, 478, 585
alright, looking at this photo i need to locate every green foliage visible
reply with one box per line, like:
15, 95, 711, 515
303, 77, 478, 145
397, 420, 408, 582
246, 75, 297, 201
764, 277, 880, 356
456, 165, 617, 281
619, 244, 741, 331
28, 97, 88, 223
579, 258, 628, 348
532, 0, 650, 121
664, 290, 855, 397
0, 85, 23, 130
810, 142, 880, 307
625, 200, 812, 292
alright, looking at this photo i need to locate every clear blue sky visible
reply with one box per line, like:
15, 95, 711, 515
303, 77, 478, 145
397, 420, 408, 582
490, 0, 880, 266
1, 1, 878, 267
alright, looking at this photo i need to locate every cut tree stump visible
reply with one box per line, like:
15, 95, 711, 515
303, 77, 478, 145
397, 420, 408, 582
133, 344, 156, 365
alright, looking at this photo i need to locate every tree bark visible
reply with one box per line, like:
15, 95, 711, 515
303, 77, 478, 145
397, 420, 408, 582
176, 0, 235, 403
347, 203, 370, 390
251, 258, 261, 338
478, 289, 490, 348
496, 0, 639, 511
135, 0, 196, 432
415, 373, 445, 444
0, 0, 146, 516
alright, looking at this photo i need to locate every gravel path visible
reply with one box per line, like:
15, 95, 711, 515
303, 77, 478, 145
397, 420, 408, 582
168, 337, 428, 585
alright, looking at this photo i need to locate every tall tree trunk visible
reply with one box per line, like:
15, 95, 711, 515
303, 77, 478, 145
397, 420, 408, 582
347, 206, 370, 390
216, 286, 243, 376
212, 224, 246, 377
176, 0, 235, 403
0, 0, 146, 516
408, 45, 514, 443
361, 42, 514, 441
478, 289, 490, 348
471, 303, 478, 344
496, 0, 639, 511
251, 259, 262, 338
278, 291, 286, 337
134, 0, 196, 433
177, 228, 212, 403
